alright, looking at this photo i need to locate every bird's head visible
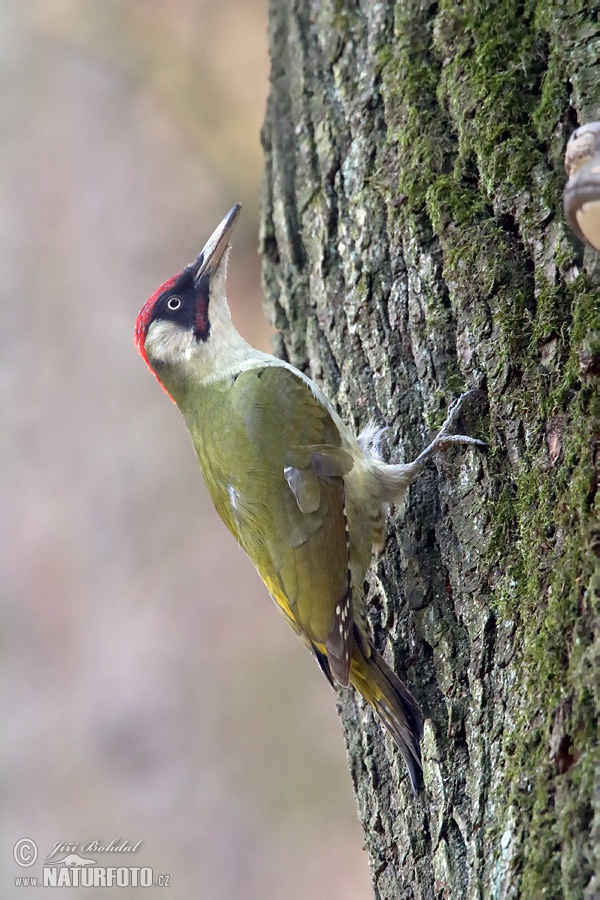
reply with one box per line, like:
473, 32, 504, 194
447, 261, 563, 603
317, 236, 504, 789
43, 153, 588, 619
135, 203, 246, 398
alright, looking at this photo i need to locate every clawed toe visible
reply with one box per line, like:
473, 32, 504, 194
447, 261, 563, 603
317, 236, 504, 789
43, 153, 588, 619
435, 434, 488, 452
411, 391, 487, 467
442, 389, 486, 434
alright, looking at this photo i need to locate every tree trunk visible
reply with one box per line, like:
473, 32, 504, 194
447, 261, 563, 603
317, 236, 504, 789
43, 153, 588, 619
260, 2, 598, 897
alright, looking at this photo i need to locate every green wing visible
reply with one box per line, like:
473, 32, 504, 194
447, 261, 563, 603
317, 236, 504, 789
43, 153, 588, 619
202, 365, 355, 684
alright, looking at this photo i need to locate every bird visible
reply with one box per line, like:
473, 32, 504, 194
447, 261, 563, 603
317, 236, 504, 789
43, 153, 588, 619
563, 121, 600, 252
135, 203, 486, 794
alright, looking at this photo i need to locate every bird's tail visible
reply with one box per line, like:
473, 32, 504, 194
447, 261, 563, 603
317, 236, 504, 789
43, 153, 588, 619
350, 641, 424, 794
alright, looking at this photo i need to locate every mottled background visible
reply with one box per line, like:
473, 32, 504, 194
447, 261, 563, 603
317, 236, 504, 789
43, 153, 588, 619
0, 1, 370, 897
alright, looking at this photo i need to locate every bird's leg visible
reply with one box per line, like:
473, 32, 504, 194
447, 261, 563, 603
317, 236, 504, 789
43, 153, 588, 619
373, 391, 486, 506
411, 389, 487, 469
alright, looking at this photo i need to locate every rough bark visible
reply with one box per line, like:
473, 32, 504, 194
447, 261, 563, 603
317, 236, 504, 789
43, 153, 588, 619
260, 2, 598, 898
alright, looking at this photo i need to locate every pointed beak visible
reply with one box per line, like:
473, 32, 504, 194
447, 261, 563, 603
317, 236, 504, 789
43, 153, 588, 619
192, 203, 242, 285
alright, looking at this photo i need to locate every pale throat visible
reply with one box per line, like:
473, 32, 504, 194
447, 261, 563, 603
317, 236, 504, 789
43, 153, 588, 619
145, 306, 257, 386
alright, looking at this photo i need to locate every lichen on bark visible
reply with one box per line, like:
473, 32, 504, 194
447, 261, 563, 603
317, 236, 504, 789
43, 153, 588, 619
261, 1, 598, 897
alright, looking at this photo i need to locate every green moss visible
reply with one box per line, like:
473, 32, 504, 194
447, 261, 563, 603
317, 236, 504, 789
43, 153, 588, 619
426, 175, 489, 232
485, 335, 596, 894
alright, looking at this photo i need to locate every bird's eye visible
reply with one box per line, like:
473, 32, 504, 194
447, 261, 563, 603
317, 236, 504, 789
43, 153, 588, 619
167, 296, 181, 311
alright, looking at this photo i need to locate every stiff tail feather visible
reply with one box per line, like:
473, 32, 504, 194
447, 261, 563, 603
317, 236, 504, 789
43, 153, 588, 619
350, 643, 424, 795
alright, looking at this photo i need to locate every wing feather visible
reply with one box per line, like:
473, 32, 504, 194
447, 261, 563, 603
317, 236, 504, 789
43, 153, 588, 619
221, 366, 355, 684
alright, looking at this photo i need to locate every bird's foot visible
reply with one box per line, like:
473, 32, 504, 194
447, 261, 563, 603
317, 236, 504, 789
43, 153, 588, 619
414, 390, 487, 465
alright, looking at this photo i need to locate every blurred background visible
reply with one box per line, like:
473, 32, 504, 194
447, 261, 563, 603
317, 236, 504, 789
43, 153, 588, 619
0, 1, 371, 897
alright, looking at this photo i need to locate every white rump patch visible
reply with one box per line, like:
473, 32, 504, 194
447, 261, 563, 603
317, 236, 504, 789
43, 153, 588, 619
357, 420, 387, 459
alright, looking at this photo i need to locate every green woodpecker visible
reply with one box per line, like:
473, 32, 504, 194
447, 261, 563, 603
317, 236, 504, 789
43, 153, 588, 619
135, 204, 485, 794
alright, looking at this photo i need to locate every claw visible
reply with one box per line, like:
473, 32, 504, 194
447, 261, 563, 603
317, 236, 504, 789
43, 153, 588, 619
441, 390, 486, 435
434, 434, 488, 453
372, 391, 487, 505
413, 391, 487, 467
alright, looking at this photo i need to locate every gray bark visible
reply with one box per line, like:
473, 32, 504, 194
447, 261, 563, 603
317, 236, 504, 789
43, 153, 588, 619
260, 1, 598, 898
